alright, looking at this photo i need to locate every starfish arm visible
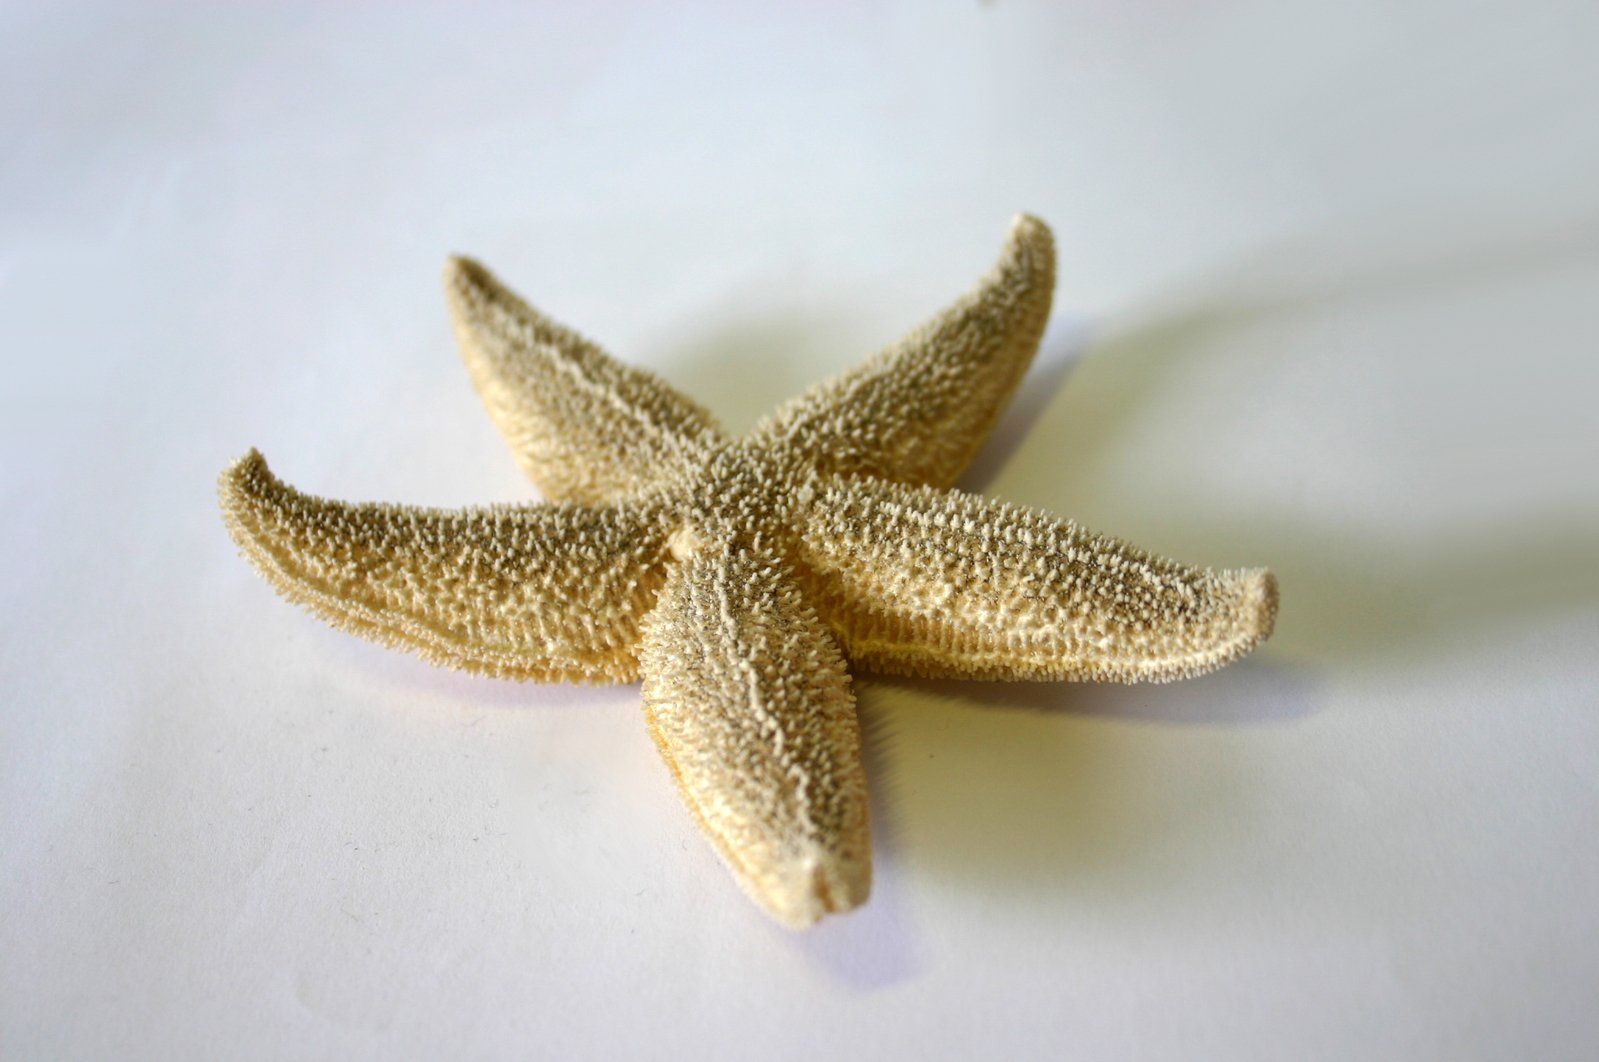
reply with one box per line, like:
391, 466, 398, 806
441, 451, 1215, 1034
796, 477, 1279, 683
637, 542, 871, 928
443, 257, 725, 504
218, 450, 672, 682
750, 214, 1055, 488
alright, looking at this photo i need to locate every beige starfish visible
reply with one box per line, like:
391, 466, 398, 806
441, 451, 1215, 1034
219, 215, 1278, 928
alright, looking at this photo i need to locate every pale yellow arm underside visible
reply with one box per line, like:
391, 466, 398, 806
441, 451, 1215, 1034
444, 256, 725, 504
637, 543, 871, 929
796, 475, 1279, 683
751, 213, 1055, 489
219, 450, 670, 682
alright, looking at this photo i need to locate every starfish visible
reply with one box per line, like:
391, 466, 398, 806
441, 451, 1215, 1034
219, 215, 1278, 928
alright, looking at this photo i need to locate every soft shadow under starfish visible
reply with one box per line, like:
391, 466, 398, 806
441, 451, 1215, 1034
218, 216, 1277, 928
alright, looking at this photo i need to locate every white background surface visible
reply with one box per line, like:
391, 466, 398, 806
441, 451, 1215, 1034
4, 2, 1597, 1059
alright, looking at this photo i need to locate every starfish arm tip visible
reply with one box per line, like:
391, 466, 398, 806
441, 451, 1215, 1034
764, 849, 872, 930
1140, 565, 1281, 683
1243, 566, 1281, 648
224, 445, 264, 470
441, 253, 494, 310
218, 447, 270, 505
1010, 211, 1048, 236
1006, 214, 1056, 281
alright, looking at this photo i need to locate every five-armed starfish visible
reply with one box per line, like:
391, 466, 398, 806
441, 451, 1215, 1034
219, 215, 1277, 928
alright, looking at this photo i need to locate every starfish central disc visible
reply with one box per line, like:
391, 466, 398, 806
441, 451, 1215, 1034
669, 441, 814, 555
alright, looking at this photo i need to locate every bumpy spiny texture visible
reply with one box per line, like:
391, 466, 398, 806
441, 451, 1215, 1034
446, 257, 720, 504
219, 215, 1278, 928
798, 477, 1278, 683
220, 456, 672, 682
752, 214, 1054, 488
639, 543, 870, 925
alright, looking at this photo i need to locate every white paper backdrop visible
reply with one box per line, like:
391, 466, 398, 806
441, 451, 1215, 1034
4, 3, 1597, 1059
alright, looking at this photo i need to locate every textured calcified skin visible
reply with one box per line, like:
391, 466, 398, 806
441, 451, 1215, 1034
639, 542, 870, 926
446, 257, 721, 505
219, 455, 673, 682
218, 215, 1278, 928
799, 476, 1279, 683
752, 214, 1056, 488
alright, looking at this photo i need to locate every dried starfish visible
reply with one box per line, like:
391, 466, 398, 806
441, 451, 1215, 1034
219, 215, 1277, 928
